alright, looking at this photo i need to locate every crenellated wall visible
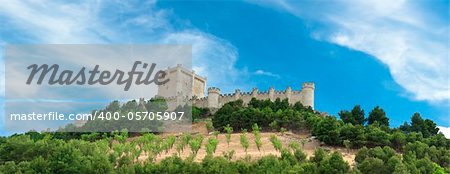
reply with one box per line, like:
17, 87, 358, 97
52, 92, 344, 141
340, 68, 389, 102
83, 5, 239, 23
191, 82, 315, 110
156, 65, 314, 111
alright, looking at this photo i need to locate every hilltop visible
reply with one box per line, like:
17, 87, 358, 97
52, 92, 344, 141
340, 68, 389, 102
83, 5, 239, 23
0, 98, 449, 173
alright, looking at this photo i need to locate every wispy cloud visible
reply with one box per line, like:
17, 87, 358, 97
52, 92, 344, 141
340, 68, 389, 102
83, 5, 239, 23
249, 0, 449, 104
0, 0, 250, 94
0, 0, 109, 43
254, 70, 280, 78
0, 0, 251, 132
161, 31, 251, 92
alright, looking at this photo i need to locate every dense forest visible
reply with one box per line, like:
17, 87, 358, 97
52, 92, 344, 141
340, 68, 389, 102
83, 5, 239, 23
0, 98, 448, 173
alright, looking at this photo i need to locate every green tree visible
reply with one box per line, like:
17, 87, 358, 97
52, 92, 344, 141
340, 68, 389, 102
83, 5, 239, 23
205, 138, 218, 156
358, 157, 387, 174
355, 146, 369, 164
318, 152, 350, 174
252, 123, 262, 153
313, 116, 341, 145
298, 162, 318, 174
410, 113, 439, 138
270, 135, 282, 152
311, 148, 328, 163
105, 100, 121, 112
343, 140, 351, 153
391, 130, 407, 150
415, 158, 435, 174
269, 120, 279, 131
351, 105, 366, 125
240, 129, 250, 154
339, 105, 365, 125
205, 121, 214, 132
339, 124, 366, 148
280, 148, 297, 165
189, 135, 203, 159
294, 148, 307, 163
365, 125, 390, 146
386, 155, 404, 173
224, 124, 233, 147
392, 163, 409, 174
213, 130, 220, 138
222, 150, 235, 161
367, 106, 389, 126
300, 139, 307, 149
280, 127, 287, 135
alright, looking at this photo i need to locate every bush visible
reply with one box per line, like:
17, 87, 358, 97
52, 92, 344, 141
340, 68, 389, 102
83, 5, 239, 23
270, 135, 282, 152
189, 135, 204, 157
224, 124, 233, 147
206, 138, 219, 156
240, 130, 250, 154
252, 124, 262, 152
318, 152, 350, 174
358, 157, 386, 174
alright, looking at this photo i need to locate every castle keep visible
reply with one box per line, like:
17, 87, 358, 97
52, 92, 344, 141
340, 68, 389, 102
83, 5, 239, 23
157, 65, 314, 110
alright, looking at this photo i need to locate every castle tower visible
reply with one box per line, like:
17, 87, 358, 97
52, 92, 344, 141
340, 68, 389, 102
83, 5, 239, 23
269, 87, 275, 101
234, 89, 241, 100
251, 88, 258, 97
138, 97, 146, 111
301, 82, 315, 109
285, 86, 292, 103
207, 87, 220, 108
157, 64, 206, 99
139, 97, 145, 105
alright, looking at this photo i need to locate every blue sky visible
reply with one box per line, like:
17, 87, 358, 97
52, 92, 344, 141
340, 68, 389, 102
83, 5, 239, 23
0, 0, 449, 137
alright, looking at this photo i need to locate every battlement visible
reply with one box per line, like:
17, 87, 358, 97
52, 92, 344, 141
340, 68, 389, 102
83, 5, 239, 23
207, 87, 221, 94
192, 82, 315, 110
157, 65, 314, 110
302, 82, 315, 89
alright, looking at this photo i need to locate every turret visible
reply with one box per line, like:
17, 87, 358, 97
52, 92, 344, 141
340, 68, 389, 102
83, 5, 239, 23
301, 82, 315, 109
207, 87, 220, 108
138, 97, 147, 111
251, 88, 258, 97
234, 89, 241, 100
139, 97, 145, 105
285, 86, 292, 103
269, 86, 275, 101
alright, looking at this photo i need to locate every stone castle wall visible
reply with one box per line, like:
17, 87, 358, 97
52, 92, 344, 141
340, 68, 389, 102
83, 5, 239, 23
156, 65, 314, 111
191, 82, 315, 110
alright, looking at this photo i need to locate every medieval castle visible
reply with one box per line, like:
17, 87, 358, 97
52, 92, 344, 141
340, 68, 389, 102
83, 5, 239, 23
157, 64, 315, 110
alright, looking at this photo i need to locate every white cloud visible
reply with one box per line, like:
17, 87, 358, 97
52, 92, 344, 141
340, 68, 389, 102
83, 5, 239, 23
0, 0, 248, 94
0, 0, 110, 43
254, 70, 280, 78
0, 0, 249, 132
249, 0, 450, 104
161, 31, 252, 92
437, 126, 450, 139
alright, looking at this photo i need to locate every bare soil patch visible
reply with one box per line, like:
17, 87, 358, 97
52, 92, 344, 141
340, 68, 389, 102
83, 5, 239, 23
136, 122, 357, 166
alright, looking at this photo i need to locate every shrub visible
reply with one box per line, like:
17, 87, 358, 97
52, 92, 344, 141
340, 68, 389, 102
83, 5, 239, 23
205, 121, 214, 132
222, 150, 235, 161
189, 135, 204, 157
253, 124, 263, 152
205, 138, 219, 156
318, 152, 350, 174
358, 157, 387, 174
280, 127, 287, 135
224, 124, 233, 147
270, 135, 282, 152
240, 130, 250, 154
